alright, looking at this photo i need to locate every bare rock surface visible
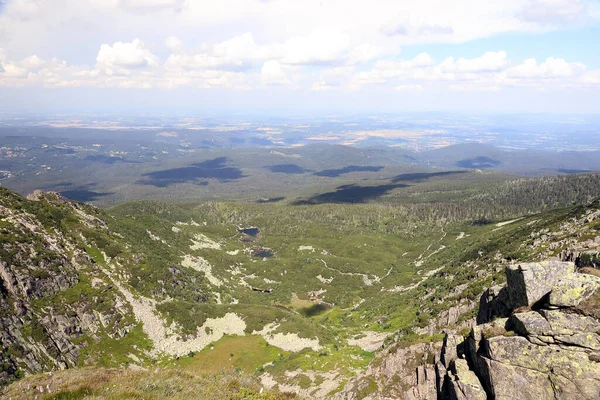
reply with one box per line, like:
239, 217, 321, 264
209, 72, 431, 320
446, 261, 600, 400
336, 260, 600, 399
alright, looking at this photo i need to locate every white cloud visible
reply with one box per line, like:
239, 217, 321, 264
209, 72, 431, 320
374, 53, 435, 70
519, 0, 589, 25
352, 53, 436, 85
381, 21, 454, 38
439, 51, 508, 73
282, 29, 352, 65
1, 0, 598, 70
311, 66, 354, 91
346, 44, 382, 65
165, 36, 183, 52
348, 50, 595, 91
213, 33, 274, 66
261, 60, 289, 85
505, 57, 586, 78
0, 0, 598, 100
1, 62, 27, 78
581, 70, 600, 85
164, 33, 273, 71
96, 39, 159, 75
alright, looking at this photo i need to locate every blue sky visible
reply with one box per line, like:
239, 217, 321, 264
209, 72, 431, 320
400, 27, 600, 69
0, 0, 599, 114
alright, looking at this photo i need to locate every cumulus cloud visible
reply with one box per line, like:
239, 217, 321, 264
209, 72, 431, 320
505, 57, 586, 78
1, 62, 27, 77
439, 51, 508, 73
261, 60, 289, 85
0, 0, 598, 96
349, 51, 595, 91
352, 53, 436, 85
374, 53, 435, 70
164, 33, 274, 71
165, 36, 184, 52
282, 29, 352, 65
96, 39, 159, 75
581, 70, 600, 85
0, 44, 598, 93
311, 66, 355, 91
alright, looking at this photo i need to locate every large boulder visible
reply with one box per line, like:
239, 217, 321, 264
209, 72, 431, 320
505, 261, 574, 308
549, 273, 600, 308
446, 359, 486, 400
441, 333, 461, 369
481, 335, 600, 399
443, 261, 600, 400
479, 357, 554, 400
510, 310, 600, 349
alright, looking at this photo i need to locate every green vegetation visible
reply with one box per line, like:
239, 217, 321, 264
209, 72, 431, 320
0, 367, 294, 400
1, 169, 600, 397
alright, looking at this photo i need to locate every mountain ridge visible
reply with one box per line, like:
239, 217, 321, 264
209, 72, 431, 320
0, 182, 599, 398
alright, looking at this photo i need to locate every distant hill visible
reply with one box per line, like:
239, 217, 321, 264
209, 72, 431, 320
422, 143, 600, 175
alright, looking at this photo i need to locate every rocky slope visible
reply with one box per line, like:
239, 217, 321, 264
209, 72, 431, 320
455, 260, 600, 399
0, 189, 136, 385
336, 260, 600, 399
2, 185, 600, 398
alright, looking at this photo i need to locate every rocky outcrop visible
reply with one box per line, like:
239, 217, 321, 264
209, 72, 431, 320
441, 261, 600, 399
333, 341, 443, 400
0, 190, 132, 385
504, 261, 574, 308
341, 260, 600, 399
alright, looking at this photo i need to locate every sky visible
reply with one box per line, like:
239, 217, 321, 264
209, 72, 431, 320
0, 0, 600, 114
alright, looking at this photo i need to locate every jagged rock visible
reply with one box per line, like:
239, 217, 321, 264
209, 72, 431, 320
441, 334, 460, 369
480, 357, 553, 400
505, 261, 574, 308
446, 359, 486, 400
435, 361, 447, 398
445, 262, 600, 400
407, 364, 438, 400
332, 341, 443, 400
440, 299, 475, 327
510, 310, 600, 349
0, 189, 134, 384
481, 335, 600, 399
26, 190, 69, 204
477, 285, 511, 324
549, 273, 600, 308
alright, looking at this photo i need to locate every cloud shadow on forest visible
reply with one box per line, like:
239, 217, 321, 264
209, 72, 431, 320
292, 183, 407, 205
313, 165, 384, 177
137, 157, 244, 187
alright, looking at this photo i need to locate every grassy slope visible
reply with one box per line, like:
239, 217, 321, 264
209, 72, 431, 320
101, 179, 600, 383
2, 171, 600, 397
1, 367, 294, 400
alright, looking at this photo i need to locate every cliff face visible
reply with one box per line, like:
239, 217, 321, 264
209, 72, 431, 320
0, 189, 133, 385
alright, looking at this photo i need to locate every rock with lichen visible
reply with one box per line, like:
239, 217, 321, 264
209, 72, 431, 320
505, 260, 574, 308
439, 261, 600, 400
